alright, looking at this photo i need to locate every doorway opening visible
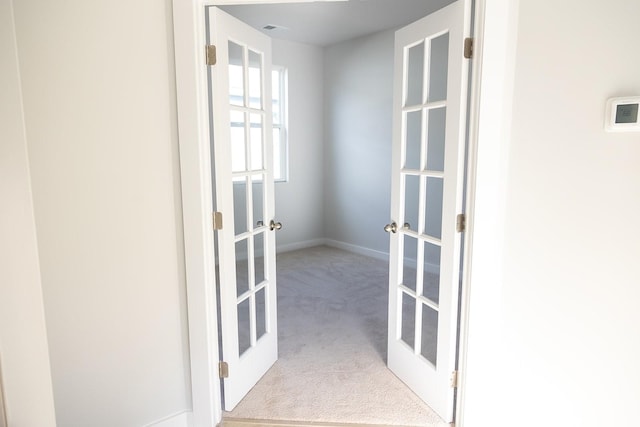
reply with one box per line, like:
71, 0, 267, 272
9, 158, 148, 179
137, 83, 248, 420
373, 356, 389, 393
208, 0, 470, 425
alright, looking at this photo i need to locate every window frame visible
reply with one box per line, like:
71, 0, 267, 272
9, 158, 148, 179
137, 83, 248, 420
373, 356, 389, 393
272, 65, 289, 183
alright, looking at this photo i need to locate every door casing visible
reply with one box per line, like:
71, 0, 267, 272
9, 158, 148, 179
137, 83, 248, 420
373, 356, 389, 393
172, 1, 520, 426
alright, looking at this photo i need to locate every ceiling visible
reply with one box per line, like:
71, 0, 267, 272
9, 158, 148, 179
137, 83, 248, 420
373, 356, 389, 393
219, 0, 455, 47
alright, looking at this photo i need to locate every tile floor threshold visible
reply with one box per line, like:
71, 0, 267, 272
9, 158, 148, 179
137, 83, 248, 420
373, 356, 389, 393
220, 417, 450, 427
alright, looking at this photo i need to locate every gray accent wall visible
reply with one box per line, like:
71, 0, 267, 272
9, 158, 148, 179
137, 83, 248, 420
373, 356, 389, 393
323, 30, 395, 255
273, 39, 326, 250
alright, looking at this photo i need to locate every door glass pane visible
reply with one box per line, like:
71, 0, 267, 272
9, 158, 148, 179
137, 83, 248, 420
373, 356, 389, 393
250, 114, 263, 170
255, 287, 267, 340
235, 239, 249, 297
237, 298, 251, 356
230, 110, 246, 173
422, 241, 441, 304
248, 50, 262, 109
401, 292, 416, 349
427, 33, 449, 103
424, 177, 443, 239
254, 232, 265, 286
228, 41, 245, 107
406, 41, 425, 107
402, 235, 418, 292
252, 177, 264, 229
404, 110, 422, 170
426, 107, 446, 172
233, 179, 248, 235
420, 304, 438, 366
404, 174, 420, 233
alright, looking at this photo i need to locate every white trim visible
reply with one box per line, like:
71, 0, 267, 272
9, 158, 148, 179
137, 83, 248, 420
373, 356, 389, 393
454, 0, 520, 426
0, 359, 6, 427
323, 239, 389, 262
144, 411, 193, 427
276, 238, 327, 254
172, 0, 221, 425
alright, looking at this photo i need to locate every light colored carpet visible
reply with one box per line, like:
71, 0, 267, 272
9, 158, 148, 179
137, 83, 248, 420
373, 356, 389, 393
225, 246, 447, 426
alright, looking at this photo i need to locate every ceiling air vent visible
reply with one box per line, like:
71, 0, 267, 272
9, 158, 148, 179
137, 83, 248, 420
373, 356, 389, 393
263, 25, 278, 30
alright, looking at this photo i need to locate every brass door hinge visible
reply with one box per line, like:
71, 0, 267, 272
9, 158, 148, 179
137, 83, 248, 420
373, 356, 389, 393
456, 214, 466, 233
450, 370, 458, 388
206, 45, 217, 66
464, 38, 473, 59
213, 211, 223, 231
219, 361, 229, 378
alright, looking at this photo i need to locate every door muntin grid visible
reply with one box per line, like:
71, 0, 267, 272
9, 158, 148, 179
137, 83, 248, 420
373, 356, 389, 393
228, 40, 272, 357
397, 30, 450, 367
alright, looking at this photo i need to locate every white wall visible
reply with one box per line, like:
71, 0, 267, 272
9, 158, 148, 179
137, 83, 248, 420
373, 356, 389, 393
11, 0, 191, 425
0, 0, 57, 425
463, 1, 640, 426
272, 38, 325, 251
323, 30, 395, 255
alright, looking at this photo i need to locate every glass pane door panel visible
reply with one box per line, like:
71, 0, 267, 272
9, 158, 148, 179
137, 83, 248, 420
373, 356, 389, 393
404, 174, 420, 233
420, 304, 439, 366
228, 41, 245, 107
254, 232, 265, 286
401, 292, 417, 348
252, 178, 264, 228
426, 107, 447, 172
424, 177, 444, 239
237, 298, 251, 356
235, 239, 249, 296
250, 114, 263, 170
422, 242, 441, 304
248, 50, 262, 109
404, 110, 422, 170
406, 41, 425, 107
427, 33, 449, 103
233, 179, 248, 235
402, 235, 418, 292
230, 110, 247, 173
255, 287, 267, 340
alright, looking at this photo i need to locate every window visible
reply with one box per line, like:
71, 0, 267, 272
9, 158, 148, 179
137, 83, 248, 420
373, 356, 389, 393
229, 65, 287, 183
272, 66, 288, 182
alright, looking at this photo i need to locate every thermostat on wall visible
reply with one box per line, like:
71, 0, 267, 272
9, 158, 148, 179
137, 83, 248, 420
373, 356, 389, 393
605, 96, 640, 132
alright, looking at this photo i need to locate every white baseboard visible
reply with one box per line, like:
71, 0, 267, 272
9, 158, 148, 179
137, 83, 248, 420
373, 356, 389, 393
323, 239, 389, 262
323, 239, 440, 275
277, 238, 327, 254
144, 410, 192, 427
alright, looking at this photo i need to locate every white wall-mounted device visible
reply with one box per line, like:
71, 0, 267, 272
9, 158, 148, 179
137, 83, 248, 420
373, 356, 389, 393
605, 96, 640, 132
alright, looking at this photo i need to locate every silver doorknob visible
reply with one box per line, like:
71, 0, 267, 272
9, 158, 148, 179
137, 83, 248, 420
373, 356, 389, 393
384, 222, 398, 233
270, 220, 283, 231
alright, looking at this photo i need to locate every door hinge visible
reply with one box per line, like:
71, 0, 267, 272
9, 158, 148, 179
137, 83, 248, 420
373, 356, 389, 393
464, 37, 473, 59
212, 211, 223, 231
450, 370, 458, 388
219, 361, 229, 378
456, 214, 466, 233
206, 44, 217, 66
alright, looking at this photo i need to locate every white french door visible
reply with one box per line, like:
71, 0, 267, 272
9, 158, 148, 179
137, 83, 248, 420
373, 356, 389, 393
386, 1, 468, 422
207, 7, 279, 411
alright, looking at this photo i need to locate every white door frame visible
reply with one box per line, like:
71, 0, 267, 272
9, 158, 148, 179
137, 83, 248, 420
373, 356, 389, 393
171, 0, 520, 426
